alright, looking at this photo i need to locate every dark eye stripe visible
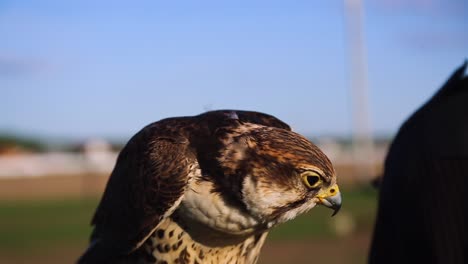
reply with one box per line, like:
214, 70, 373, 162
271, 196, 310, 219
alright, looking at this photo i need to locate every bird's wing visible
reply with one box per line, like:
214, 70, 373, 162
79, 122, 193, 263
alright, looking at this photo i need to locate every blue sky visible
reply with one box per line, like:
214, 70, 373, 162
1, 0, 467, 141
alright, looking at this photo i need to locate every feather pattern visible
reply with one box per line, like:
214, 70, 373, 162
78, 110, 339, 264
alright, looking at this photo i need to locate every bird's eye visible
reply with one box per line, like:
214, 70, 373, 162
302, 172, 322, 188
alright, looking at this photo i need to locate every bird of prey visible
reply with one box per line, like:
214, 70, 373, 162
78, 110, 341, 264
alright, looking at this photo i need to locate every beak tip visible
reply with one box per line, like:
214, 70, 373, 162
331, 204, 341, 217
322, 191, 342, 217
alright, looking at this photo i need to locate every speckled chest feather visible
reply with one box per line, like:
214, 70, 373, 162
140, 217, 267, 264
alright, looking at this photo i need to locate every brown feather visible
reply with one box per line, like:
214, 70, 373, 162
79, 110, 294, 263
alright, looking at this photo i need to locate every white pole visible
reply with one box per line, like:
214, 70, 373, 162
344, 0, 376, 180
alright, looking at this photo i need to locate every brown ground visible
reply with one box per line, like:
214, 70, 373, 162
0, 234, 371, 264
0, 174, 108, 200
260, 233, 371, 264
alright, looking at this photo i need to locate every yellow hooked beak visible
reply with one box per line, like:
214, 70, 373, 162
316, 183, 342, 216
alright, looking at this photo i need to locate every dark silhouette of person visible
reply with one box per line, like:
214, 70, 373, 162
369, 62, 468, 264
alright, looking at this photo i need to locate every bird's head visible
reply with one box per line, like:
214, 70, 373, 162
216, 124, 341, 228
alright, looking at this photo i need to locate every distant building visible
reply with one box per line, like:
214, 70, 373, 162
80, 139, 116, 174
0, 138, 118, 178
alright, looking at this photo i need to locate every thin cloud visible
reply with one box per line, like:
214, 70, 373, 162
369, 0, 467, 17
399, 31, 468, 51
377, 0, 435, 10
0, 55, 53, 77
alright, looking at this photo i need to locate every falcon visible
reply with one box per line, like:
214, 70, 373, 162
78, 110, 341, 264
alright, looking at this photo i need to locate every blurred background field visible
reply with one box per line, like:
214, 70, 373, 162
0, 127, 384, 264
0, 169, 378, 264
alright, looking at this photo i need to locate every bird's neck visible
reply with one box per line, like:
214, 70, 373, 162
179, 167, 266, 237
141, 216, 268, 264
